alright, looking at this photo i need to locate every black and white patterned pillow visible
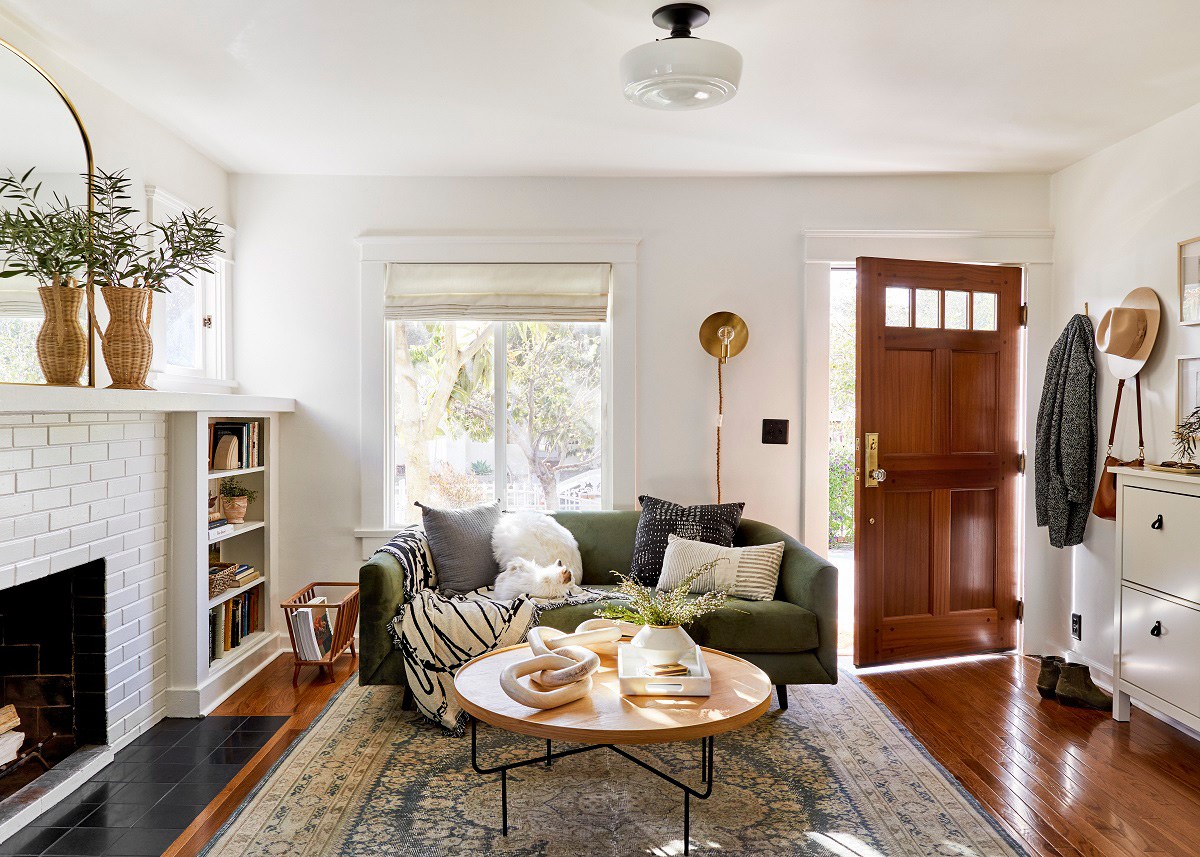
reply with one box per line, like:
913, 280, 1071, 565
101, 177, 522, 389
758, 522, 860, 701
629, 495, 745, 586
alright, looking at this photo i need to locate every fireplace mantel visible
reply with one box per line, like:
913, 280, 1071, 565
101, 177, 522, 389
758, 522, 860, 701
0, 388, 295, 415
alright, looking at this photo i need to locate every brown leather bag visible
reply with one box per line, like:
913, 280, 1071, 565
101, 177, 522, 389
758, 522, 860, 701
1092, 374, 1144, 520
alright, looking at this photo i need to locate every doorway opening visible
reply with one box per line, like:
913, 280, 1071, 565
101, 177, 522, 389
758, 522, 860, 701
828, 266, 856, 656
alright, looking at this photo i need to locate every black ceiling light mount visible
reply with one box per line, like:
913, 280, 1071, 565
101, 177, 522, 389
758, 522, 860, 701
651, 4, 711, 39
620, 3, 742, 110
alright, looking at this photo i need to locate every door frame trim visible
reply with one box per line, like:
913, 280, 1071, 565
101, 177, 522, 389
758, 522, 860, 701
800, 228, 1054, 658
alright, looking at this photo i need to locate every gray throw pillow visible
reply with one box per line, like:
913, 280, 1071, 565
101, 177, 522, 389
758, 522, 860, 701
416, 500, 501, 595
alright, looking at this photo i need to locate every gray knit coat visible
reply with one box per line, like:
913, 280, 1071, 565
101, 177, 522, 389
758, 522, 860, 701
1035, 314, 1097, 548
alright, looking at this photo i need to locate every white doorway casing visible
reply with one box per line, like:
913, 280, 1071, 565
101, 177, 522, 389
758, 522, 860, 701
800, 229, 1056, 657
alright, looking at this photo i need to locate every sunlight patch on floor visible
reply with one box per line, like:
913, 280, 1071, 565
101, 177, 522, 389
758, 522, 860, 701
848, 653, 1010, 676
806, 832, 887, 856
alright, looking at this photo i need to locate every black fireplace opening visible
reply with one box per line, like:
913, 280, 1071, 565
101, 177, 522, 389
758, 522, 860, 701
0, 560, 107, 800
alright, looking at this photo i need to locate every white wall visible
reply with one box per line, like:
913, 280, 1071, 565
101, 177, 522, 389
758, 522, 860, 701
231, 174, 1051, 601
1049, 101, 1200, 668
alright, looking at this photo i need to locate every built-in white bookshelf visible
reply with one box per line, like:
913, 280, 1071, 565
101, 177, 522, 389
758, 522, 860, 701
166, 411, 286, 717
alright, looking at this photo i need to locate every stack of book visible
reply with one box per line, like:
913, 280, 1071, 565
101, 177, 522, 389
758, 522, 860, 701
288, 597, 335, 661
208, 517, 234, 542
208, 420, 261, 471
208, 587, 264, 664
233, 563, 259, 587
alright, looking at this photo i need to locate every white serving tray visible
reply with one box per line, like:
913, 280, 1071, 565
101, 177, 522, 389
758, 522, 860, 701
617, 643, 712, 697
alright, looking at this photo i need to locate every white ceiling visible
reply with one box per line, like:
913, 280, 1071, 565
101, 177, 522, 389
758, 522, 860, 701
5, 0, 1200, 177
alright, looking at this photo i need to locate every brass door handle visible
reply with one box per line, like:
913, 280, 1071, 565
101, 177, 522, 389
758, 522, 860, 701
865, 433, 882, 487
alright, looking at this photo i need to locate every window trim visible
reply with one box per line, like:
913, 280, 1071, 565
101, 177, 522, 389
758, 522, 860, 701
144, 186, 237, 393
356, 236, 638, 548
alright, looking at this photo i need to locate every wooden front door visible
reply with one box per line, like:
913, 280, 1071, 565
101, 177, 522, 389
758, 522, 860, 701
854, 257, 1022, 668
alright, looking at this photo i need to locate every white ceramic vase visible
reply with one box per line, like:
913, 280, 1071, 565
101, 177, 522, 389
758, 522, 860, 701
630, 624, 694, 666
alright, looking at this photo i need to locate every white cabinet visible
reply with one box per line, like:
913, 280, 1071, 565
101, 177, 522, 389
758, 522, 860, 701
1113, 467, 1200, 728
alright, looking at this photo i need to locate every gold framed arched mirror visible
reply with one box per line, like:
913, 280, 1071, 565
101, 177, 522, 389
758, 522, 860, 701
0, 37, 94, 386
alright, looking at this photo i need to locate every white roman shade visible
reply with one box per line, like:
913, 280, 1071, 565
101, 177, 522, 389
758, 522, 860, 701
385, 263, 611, 322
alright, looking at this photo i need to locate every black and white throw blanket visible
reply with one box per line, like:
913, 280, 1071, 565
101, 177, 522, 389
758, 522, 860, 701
379, 528, 607, 734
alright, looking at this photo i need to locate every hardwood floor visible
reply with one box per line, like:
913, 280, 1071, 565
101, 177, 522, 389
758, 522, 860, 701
859, 653, 1200, 857
159, 652, 358, 857
158, 650, 1200, 857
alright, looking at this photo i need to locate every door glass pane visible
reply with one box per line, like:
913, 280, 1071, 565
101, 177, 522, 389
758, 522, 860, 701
506, 322, 603, 511
391, 319, 495, 524
973, 292, 998, 331
885, 287, 910, 327
915, 289, 940, 328
161, 274, 202, 369
945, 290, 969, 329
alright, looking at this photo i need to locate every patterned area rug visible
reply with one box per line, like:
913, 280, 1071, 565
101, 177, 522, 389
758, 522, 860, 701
200, 670, 1027, 856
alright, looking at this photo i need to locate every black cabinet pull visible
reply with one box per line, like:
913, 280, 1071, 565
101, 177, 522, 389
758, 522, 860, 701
1151, 621, 1163, 637
1151, 514, 1164, 530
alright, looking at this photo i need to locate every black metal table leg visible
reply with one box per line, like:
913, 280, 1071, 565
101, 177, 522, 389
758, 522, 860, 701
471, 716, 716, 846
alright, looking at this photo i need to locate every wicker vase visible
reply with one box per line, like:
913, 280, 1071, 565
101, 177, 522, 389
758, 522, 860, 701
36, 285, 87, 386
100, 286, 154, 390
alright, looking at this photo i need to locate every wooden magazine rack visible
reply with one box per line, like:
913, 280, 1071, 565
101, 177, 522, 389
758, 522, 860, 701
281, 582, 359, 685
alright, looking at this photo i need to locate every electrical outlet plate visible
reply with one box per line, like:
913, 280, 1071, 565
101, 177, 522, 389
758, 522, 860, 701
1071, 613, 1082, 641
762, 419, 789, 445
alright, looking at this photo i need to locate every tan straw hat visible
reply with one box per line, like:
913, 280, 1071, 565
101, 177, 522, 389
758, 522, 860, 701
1096, 287, 1161, 379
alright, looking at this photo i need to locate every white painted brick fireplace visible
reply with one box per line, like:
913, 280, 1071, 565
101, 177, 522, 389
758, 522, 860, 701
0, 412, 169, 748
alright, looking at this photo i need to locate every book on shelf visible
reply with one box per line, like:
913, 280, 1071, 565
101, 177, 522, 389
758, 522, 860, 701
233, 563, 258, 586
208, 522, 234, 542
212, 606, 225, 661
208, 591, 262, 665
209, 420, 261, 471
289, 596, 334, 661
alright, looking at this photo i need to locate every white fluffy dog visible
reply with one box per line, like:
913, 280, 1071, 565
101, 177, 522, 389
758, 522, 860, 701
491, 512, 584, 600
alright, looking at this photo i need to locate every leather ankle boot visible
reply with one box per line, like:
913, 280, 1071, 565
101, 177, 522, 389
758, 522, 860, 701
1055, 663, 1113, 710
1035, 655, 1066, 699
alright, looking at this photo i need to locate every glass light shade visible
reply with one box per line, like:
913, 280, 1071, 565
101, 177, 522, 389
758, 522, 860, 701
620, 37, 742, 111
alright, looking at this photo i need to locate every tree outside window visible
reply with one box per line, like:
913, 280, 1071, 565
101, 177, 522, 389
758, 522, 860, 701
391, 319, 603, 524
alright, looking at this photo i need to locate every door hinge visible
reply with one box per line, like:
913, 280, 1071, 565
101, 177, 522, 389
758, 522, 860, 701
1016, 599, 1024, 622
202, 314, 213, 329
1017, 452, 1026, 474
1019, 304, 1028, 327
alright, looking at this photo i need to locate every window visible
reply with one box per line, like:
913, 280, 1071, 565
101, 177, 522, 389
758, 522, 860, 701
146, 187, 233, 390
390, 319, 604, 525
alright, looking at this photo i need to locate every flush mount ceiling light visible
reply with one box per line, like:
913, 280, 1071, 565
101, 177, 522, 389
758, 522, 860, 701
620, 3, 742, 111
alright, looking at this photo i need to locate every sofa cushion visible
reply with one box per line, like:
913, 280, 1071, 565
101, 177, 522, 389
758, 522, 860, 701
416, 500, 500, 595
629, 496, 745, 586
539, 586, 819, 654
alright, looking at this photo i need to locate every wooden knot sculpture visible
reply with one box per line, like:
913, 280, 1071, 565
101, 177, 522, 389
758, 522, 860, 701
499, 619, 622, 709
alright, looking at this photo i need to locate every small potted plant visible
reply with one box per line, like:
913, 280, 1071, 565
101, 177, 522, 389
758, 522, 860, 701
594, 561, 729, 666
0, 168, 90, 385
87, 169, 223, 389
218, 477, 258, 524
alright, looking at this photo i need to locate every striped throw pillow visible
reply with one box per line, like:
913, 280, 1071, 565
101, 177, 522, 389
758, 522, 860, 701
656, 534, 785, 601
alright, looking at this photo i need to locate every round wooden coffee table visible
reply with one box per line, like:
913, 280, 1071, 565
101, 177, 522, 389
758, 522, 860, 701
454, 643, 772, 855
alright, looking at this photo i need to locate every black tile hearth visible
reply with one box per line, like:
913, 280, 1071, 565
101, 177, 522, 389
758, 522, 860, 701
5, 715, 287, 856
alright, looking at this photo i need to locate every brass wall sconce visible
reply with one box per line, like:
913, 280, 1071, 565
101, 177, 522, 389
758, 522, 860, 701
699, 311, 748, 502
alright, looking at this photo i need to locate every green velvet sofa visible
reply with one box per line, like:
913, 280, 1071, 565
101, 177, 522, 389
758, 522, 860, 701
359, 511, 838, 708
